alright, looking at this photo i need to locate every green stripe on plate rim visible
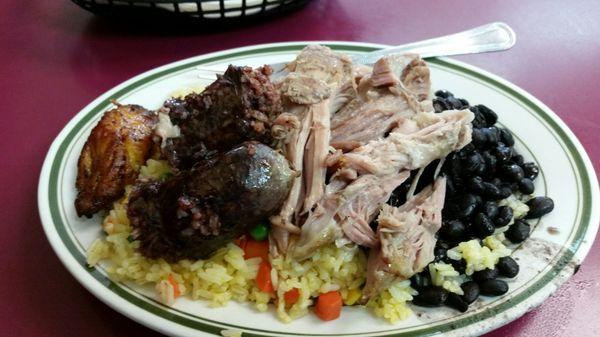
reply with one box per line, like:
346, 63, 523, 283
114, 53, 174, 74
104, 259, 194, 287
47, 43, 593, 337
55, 52, 553, 335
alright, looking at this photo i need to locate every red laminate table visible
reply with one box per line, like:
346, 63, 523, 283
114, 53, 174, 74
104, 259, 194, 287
1, 1, 599, 336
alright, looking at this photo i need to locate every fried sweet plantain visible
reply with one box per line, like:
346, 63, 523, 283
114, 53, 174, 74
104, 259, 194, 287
75, 104, 158, 217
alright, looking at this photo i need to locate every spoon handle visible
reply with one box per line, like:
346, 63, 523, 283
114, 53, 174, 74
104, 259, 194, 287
352, 22, 516, 64
196, 22, 516, 81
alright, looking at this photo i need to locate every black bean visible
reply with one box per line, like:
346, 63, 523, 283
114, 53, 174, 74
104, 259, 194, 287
494, 206, 513, 227
473, 268, 499, 283
438, 241, 452, 251
449, 156, 465, 189
476, 105, 498, 126
511, 154, 524, 166
482, 182, 503, 200
457, 147, 472, 160
483, 127, 500, 144
471, 128, 487, 147
480, 279, 509, 296
410, 271, 432, 290
463, 152, 486, 175
435, 90, 453, 98
505, 219, 531, 243
461, 281, 480, 304
489, 177, 502, 186
434, 246, 448, 262
468, 176, 485, 194
446, 292, 469, 312
521, 162, 540, 180
518, 178, 535, 194
482, 151, 497, 174
446, 177, 457, 198
508, 182, 520, 192
450, 258, 467, 275
469, 106, 488, 129
472, 116, 489, 129
412, 286, 449, 307
451, 194, 479, 219
498, 184, 513, 199
458, 143, 476, 156
472, 213, 495, 238
433, 98, 453, 113
525, 196, 554, 219
499, 128, 515, 146
440, 220, 467, 241
493, 144, 513, 163
447, 96, 464, 109
482, 201, 499, 219
473, 194, 483, 207
497, 256, 520, 278
434, 241, 450, 260
500, 163, 525, 182
448, 178, 465, 197
459, 98, 470, 108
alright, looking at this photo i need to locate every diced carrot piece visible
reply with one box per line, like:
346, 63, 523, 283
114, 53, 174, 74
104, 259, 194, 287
256, 261, 274, 293
167, 274, 181, 298
315, 291, 342, 321
244, 238, 269, 262
234, 235, 248, 251
284, 288, 300, 306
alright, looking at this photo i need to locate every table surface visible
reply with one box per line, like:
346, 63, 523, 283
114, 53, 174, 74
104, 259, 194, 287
2, 0, 599, 336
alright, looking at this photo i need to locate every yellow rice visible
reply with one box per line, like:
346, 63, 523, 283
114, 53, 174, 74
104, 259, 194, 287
87, 159, 516, 324
87, 159, 413, 322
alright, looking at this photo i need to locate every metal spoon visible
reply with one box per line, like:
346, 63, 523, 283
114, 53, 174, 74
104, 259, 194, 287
352, 21, 516, 64
196, 21, 516, 80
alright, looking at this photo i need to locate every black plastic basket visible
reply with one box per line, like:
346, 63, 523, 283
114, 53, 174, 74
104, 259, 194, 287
72, 0, 310, 22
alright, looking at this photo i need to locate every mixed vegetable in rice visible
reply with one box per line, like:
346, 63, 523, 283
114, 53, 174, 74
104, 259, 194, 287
80, 45, 554, 323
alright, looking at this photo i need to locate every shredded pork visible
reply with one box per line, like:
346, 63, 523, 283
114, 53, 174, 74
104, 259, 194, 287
270, 46, 354, 253
362, 177, 446, 301
333, 110, 474, 177
330, 54, 431, 151
268, 46, 473, 296
293, 172, 410, 259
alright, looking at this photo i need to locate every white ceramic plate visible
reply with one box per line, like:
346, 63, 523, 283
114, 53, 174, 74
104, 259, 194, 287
38, 42, 600, 337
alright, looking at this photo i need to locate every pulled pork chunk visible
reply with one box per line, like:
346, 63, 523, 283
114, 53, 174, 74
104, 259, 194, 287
332, 109, 474, 177
295, 109, 472, 258
270, 45, 354, 253
302, 100, 331, 214
330, 93, 418, 152
330, 54, 431, 151
362, 177, 446, 301
269, 106, 312, 239
128, 142, 293, 262
161, 65, 281, 170
284, 45, 354, 91
370, 54, 431, 100
293, 172, 410, 260
292, 52, 473, 259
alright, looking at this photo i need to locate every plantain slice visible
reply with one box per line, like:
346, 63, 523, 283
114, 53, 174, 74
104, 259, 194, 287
75, 104, 158, 217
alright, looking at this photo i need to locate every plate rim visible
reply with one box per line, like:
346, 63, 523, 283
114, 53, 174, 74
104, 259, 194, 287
38, 41, 600, 337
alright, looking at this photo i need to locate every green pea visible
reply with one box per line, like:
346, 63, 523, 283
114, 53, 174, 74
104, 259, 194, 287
250, 222, 269, 241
